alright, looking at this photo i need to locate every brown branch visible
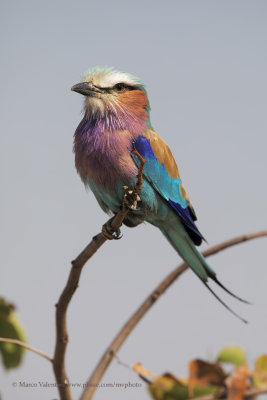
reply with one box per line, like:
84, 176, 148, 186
0, 337, 53, 361
240, 386, 267, 398
192, 385, 267, 400
52, 150, 145, 400
80, 230, 267, 400
131, 147, 145, 193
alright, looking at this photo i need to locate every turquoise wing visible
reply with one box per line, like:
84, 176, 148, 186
132, 131, 205, 245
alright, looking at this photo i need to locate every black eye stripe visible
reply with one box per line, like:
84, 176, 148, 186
94, 83, 139, 92
114, 83, 138, 91
114, 83, 125, 91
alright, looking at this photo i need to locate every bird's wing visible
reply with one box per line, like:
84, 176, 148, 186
132, 130, 205, 245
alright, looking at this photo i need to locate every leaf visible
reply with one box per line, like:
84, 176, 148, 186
217, 346, 246, 366
225, 364, 252, 400
188, 359, 226, 387
148, 373, 218, 400
133, 362, 157, 382
253, 354, 267, 388
0, 297, 27, 369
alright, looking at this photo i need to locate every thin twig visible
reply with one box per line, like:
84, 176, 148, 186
80, 230, 267, 400
0, 337, 53, 362
132, 147, 145, 194
52, 150, 145, 400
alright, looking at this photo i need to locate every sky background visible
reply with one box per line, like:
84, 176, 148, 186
1, 1, 267, 399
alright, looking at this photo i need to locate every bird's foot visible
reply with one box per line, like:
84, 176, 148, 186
102, 217, 122, 240
123, 186, 141, 210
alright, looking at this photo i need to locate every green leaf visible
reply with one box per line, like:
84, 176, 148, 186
253, 354, 267, 388
0, 297, 27, 369
148, 373, 218, 400
217, 346, 246, 367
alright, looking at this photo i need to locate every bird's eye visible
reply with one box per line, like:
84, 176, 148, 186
114, 83, 125, 91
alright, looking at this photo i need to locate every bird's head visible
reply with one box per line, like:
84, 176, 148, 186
71, 67, 151, 129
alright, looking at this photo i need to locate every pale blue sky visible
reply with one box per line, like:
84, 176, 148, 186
1, 1, 267, 399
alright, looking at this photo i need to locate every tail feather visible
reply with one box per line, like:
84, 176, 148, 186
211, 276, 251, 305
204, 283, 248, 324
161, 224, 248, 322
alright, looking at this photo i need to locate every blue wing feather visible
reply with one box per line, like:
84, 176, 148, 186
133, 135, 205, 244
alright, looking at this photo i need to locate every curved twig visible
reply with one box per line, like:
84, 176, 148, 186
80, 230, 267, 400
52, 151, 145, 400
0, 337, 53, 361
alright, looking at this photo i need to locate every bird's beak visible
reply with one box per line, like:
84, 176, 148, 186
71, 82, 103, 97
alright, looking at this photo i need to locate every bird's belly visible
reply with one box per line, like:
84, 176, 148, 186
78, 151, 136, 213
76, 145, 163, 217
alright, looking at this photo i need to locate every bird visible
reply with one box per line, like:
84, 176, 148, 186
72, 67, 248, 322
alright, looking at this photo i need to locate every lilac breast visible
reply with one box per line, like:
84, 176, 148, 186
73, 117, 142, 190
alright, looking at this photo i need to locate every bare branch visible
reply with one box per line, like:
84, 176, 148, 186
131, 147, 145, 193
192, 385, 267, 400
52, 150, 145, 400
80, 230, 267, 400
0, 337, 53, 361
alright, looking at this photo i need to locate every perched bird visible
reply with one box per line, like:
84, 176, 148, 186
72, 67, 248, 321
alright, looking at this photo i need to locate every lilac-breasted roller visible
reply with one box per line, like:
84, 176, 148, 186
72, 67, 248, 321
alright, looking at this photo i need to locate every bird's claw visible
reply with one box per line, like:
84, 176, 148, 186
102, 219, 122, 240
123, 186, 141, 210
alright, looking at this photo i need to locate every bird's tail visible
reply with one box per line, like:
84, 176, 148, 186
160, 225, 249, 323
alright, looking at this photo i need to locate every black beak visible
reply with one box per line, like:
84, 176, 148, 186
71, 82, 103, 96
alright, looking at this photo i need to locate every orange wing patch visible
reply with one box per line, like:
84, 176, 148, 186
144, 130, 196, 217
145, 130, 179, 180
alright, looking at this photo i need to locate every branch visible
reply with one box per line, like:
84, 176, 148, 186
80, 230, 267, 400
52, 149, 145, 400
0, 337, 53, 361
192, 385, 267, 400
